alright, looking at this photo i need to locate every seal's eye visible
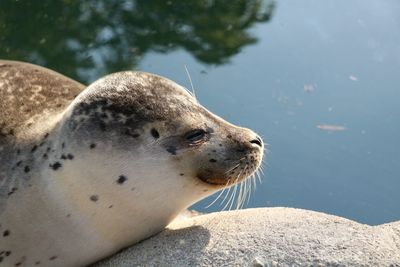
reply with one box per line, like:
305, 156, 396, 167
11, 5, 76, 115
185, 129, 208, 144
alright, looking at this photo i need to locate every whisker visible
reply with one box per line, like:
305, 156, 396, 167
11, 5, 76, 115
237, 165, 249, 209
242, 177, 250, 207
242, 179, 248, 209
236, 180, 244, 210
184, 65, 197, 100
252, 171, 258, 191
236, 178, 243, 209
245, 176, 253, 206
205, 184, 229, 208
223, 175, 240, 211
224, 163, 240, 175
242, 174, 250, 206
229, 167, 244, 210
228, 182, 239, 211
222, 184, 235, 211
220, 179, 235, 207
258, 167, 264, 183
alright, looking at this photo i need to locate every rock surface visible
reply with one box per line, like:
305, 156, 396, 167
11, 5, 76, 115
93, 207, 400, 267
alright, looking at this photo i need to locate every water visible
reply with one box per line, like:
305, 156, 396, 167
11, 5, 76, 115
1, 0, 399, 225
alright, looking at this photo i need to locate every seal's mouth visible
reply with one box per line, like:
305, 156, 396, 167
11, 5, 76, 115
197, 172, 231, 186
196, 149, 262, 187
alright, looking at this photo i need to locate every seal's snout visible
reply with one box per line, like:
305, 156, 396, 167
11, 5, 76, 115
195, 127, 264, 187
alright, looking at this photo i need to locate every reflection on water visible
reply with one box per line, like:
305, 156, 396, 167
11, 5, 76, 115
0, 0, 275, 83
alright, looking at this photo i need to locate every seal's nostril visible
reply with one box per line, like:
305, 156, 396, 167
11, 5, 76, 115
250, 136, 263, 147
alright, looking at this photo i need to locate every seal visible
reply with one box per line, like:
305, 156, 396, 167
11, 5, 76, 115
0, 60, 264, 267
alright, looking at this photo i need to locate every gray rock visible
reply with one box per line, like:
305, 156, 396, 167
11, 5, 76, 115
93, 208, 400, 267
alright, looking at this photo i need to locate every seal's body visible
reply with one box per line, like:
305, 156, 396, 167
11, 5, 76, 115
0, 60, 264, 267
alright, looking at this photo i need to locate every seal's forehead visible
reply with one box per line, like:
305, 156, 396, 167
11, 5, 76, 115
73, 71, 202, 125
90, 71, 194, 99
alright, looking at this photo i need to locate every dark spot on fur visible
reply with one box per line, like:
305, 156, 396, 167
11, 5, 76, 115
16, 160, 22, 167
166, 146, 177, 155
90, 143, 96, 149
0, 256, 3, 262
16, 149, 20, 154
7, 187, 17, 196
151, 128, 160, 139
50, 162, 62, 170
44, 133, 49, 139
108, 205, 113, 209
209, 159, 217, 163
49, 256, 57, 261
24, 166, 30, 173
15, 262, 22, 266
227, 135, 232, 139
3, 230, 10, 237
31, 145, 38, 153
99, 121, 106, 131
90, 195, 99, 202
66, 214, 71, 218
39, 141, 45, 147
5, 251, 11, 257
35, 261, 41, 265
61, 142, 65, 149
46, 147, 51, 152
43, 153, 48, 159
124, 129, 140, 138
60, 153, 74, 160
117, 175, 127, 184
180, 173, 184, 176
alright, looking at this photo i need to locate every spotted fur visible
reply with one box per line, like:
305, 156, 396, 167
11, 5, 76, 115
0, 60, 264, 267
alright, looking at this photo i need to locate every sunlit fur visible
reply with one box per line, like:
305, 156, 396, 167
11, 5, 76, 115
0, 62, 264, 267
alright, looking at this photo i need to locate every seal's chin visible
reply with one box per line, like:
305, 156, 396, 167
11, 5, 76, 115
196, 162, 260, 187
197, 172, 231, 186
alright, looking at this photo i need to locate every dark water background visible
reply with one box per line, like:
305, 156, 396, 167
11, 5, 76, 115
1, 0, 399, 225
